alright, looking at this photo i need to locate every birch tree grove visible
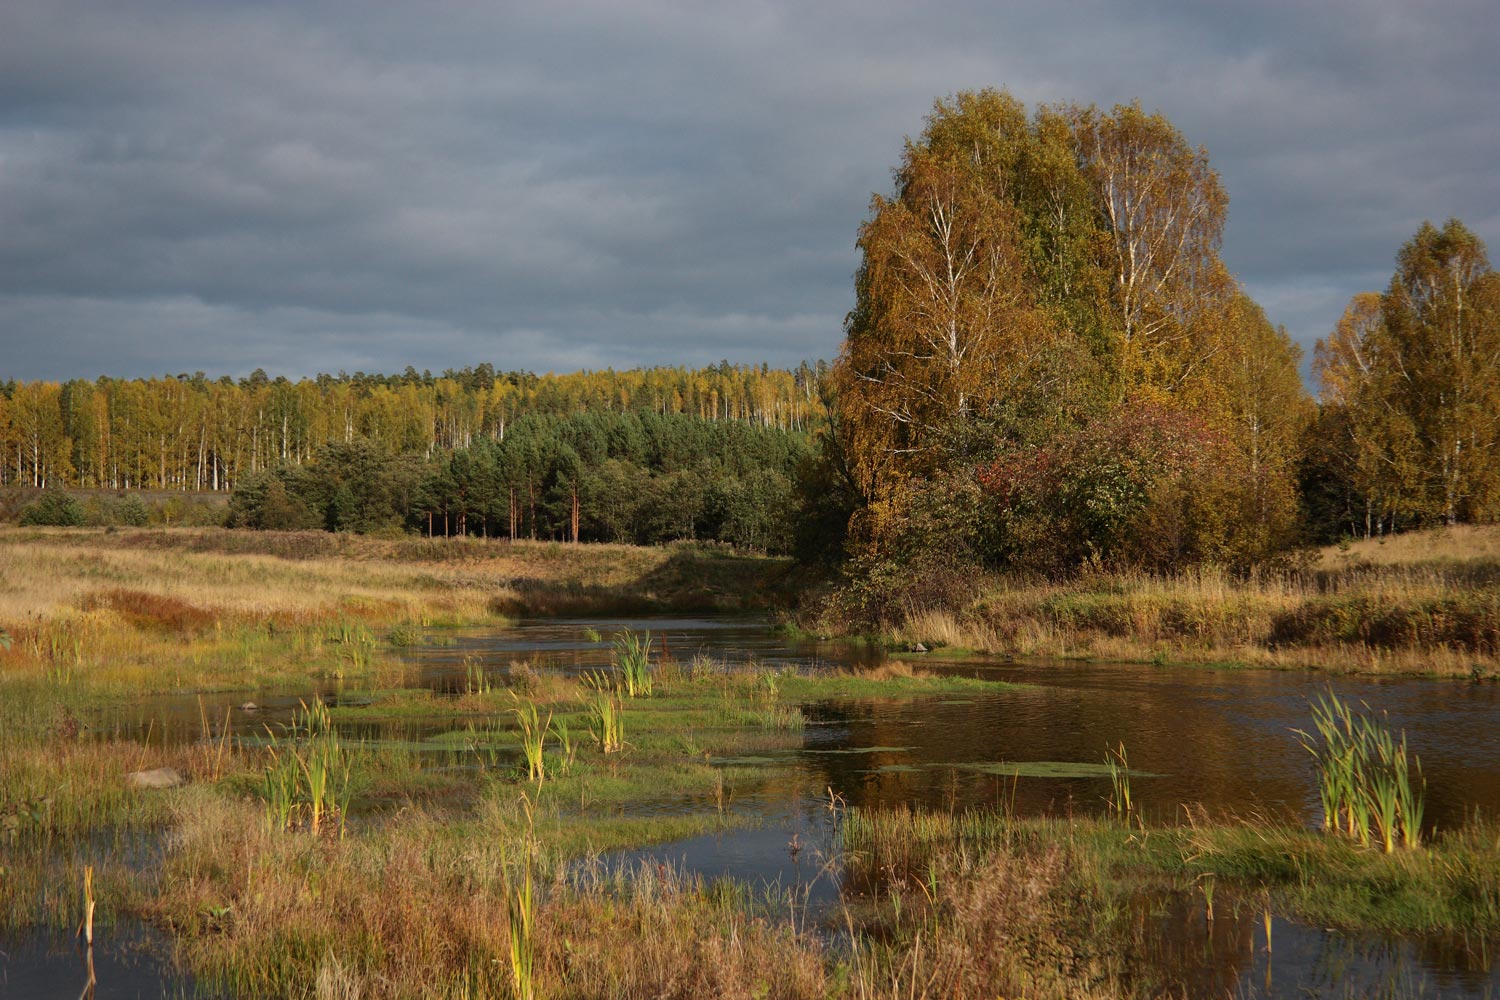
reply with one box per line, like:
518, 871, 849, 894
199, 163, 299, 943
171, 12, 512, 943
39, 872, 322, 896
0, 364, 826, 492
1315, 220, 1500, 531
835, 150, 1050, 492
1072, 101, 1231, 383
831, 89, 1308, 570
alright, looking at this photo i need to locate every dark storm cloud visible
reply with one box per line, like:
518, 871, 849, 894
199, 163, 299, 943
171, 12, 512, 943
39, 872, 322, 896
0, 0, 1495, 381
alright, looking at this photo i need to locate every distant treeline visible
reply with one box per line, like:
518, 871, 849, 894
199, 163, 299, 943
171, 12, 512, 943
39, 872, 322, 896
224, 410, 809, 552
0, 362, 826, 492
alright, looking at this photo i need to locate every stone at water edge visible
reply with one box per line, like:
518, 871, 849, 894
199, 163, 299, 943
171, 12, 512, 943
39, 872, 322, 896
127, 768, 185, 790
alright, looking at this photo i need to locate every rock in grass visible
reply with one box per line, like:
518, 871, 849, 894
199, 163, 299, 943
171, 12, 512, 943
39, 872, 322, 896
127, 768, 185, 790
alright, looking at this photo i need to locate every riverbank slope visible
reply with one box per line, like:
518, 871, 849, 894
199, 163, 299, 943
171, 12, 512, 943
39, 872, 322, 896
813, 525, 1500, 677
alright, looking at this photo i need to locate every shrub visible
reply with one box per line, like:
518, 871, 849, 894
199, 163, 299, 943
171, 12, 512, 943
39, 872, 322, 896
228, 472, 320, 531
116, 495, 150, 527
976, 399, 1278, 573
18, 488, 84, 527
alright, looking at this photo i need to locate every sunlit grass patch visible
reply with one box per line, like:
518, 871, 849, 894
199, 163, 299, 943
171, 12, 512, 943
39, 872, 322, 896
824, 524, 1500, 676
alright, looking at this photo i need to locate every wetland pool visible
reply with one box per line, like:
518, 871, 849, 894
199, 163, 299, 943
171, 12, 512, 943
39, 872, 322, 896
30, 614, 1500, 998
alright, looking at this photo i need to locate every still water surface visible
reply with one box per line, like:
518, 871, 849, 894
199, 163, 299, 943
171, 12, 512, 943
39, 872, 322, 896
406, 616, 1500, 830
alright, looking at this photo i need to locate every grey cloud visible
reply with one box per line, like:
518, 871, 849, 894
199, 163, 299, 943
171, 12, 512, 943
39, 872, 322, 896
0, 0, 1495, 382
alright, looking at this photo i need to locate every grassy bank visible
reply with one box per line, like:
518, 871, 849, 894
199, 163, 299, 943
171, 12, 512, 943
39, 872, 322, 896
835, 805, 1500, 998
0, 527, 795, 693
838, 525, 1500, 677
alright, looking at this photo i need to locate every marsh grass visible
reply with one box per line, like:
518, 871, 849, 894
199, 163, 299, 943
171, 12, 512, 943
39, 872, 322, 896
1104, 743, 1133, 822
259, 700, 353, 837
844, 803, 1500, 951
463, 655, 493, 695
512, 697, 552, 785
551, 718, 578, 776
586, 690, 625, 754
3, 652, 1494, 999
504, 794, 540, 1000
855, 525, 1500, 676
0, 528, 783, 694
11, 527, 1497, 996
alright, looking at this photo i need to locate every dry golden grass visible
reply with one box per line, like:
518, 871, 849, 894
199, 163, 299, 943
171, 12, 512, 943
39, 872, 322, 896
0, 527, 789, 692
0, 526, 787, 623
1316, 523, 1500, 570
0, 527, 644, 625
886, 525, 1500, 676
143, 792, 833, 1000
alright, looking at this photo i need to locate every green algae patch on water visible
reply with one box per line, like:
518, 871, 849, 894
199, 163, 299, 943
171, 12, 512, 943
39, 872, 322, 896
953, 760, 1163, 779
804, 746, 913, 755
706, 755, 788, 767
778, 671, 1029, 700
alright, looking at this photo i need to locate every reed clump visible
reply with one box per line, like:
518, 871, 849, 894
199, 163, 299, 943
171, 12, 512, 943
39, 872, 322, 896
1297, 691, 1425, 852
260, 700, 353, 837
586, 689, 625, 754
612, 628, 654, 698
511, 697, 552, 786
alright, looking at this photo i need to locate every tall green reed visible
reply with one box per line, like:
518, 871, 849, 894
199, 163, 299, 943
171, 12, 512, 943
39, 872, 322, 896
612, 629, 653, 698
511, 697, 551, 786
551, 718, 577, 776
1104, 742, 1133, 822
586, 690, 624, 754
503, 795, 539, 1000
464, 656, 493, 696
261, 699, 352, 837
1297, 691, 1424, 852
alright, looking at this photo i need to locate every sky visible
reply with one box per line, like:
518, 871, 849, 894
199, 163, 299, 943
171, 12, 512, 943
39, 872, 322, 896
1, 0, 1496, 384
